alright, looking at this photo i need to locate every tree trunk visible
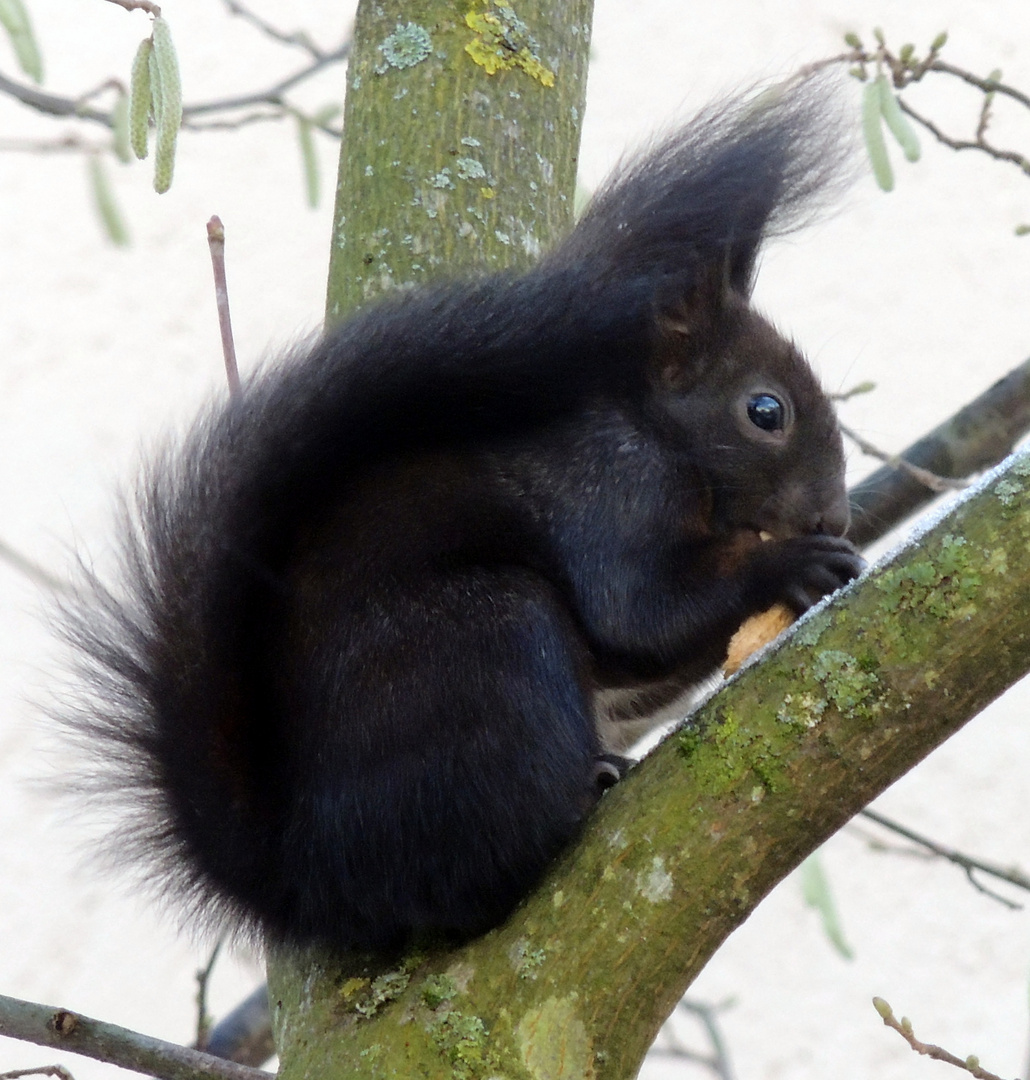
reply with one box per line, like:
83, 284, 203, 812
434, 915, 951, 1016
325, 0, 592, 321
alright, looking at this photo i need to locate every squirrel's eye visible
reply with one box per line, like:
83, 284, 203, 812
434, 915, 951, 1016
746, 393, 785, 432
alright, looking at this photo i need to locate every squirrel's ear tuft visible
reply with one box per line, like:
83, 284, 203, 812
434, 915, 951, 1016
549, 75, 852, 296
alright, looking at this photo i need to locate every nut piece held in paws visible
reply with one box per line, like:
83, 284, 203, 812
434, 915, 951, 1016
723, 603, 795, 675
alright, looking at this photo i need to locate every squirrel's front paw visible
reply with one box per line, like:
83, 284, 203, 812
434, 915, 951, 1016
748, 534, 864, 615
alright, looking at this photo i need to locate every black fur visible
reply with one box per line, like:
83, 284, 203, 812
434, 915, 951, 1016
59, 84, 862, 953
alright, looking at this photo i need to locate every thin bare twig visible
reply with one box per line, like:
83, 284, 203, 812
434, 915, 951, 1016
927, 59, 1030, 111
860, 808, 1029, 909
219, 0, 325, 60
194, 941, 224, 1050
0, 1068, 75, 1080
180, 42, 350, 120
0, 39, 349, 136
0, 136, 110, 153
103, 0, 161, 15
0, 992, 272, 1080
649, 999, 736, 1080
792, 49, 862, 82
72, 77, 124, 109
0, 537, 74, 595
182, 111, 284, 133
899, 99, 1030, 172
0, 71, 111, 125
872, 998, 1016, 1080
840, 423, 968, 493
206, 217, 240, 396
975, 75, 997, 143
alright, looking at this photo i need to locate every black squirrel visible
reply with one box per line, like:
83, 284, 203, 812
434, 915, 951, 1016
61, 84, 863, 954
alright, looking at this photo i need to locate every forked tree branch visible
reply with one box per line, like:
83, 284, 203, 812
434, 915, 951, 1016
0, 994, 270, 1080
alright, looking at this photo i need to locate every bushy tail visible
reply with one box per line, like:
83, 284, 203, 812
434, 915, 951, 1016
56, 270, 660, 941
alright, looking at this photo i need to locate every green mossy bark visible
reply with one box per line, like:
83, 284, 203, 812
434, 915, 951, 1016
325, 0, 592, 322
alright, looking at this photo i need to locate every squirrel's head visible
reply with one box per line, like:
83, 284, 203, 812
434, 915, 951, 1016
651, 289, 848, 541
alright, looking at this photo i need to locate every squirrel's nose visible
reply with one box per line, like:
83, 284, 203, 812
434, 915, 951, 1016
814, 492, 850, 538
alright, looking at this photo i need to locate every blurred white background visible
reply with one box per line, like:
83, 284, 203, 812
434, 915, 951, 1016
0, 2, 1028, 1079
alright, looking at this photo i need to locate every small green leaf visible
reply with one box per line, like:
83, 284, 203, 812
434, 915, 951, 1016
0, 0, 42, 83
872, 996, 892, 1020
87, 156, 130, 247
128, 36, 152, 160
295, 115, 319, 208
111, 91, 131, 163
150, 17, 182, 194
877, 77, 920, 163
931, 31, 948, 52
800, 853, 854, 959
148, 45, 163, 131
844, 31, 862, 49
862, 76, 894, 191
